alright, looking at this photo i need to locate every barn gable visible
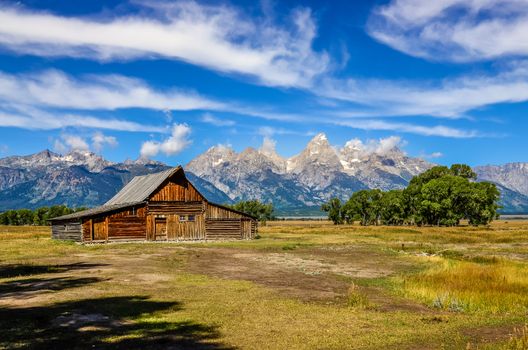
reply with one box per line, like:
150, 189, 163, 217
149, 169, 205, 202
50, 166, 257, 242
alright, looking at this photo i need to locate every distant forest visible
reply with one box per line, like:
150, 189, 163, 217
322, 164, 500, 226
0, 206, 86, 226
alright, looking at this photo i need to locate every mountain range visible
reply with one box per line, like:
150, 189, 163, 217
0, 133, 526, 215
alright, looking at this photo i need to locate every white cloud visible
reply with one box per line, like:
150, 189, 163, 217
53, 134, 90, 153
0, 68, 487, 139
260, 136, 278, 156
0, 2, 329, 87
52, 139, 67, 154
0, 108, 164, 132
368, 0, 528, 62
320, 63, 528, 118
257, 125, 315, 137
343, 136, 405, 157
91, 131, 118, 153
0, 69, 223, 111
425, 151, 444, 159
374, 136, 405, 155
336, 119, 479, 138
201, 113, 235, 126
139, 141, 161, 159
140, 123, 192, 158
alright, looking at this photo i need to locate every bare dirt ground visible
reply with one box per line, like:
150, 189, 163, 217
185, 245, 431, 314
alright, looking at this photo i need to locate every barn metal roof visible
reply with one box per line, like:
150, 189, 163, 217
49, 201, 145, 221
105, 166, 182, 205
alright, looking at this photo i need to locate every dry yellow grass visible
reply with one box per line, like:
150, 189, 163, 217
0, 221, 527, 349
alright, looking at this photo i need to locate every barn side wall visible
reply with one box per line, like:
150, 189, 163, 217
51, 220, 82, 242
78, 205, 147, 243
107, 206, 147, 241
205, 203, 257, 240
147, 201, 206, 240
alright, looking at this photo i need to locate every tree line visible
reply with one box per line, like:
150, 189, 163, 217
0, 205, 86, 226
322, 164, 501, 226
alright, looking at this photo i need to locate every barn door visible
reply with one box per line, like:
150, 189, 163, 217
155, 218, 167, 241
92, 217, 107, 241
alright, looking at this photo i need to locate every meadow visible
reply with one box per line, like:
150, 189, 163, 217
1, 221, 528, 349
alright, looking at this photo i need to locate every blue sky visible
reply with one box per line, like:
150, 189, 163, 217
0, 0, 527, 166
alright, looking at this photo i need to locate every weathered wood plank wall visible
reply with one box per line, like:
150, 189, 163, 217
205, 204, 243, 219
82, 219, 92, 242
148, 201, 203, 214
205, 218, 242, 239
51, 221, 82, 241
165, 214, 206, 240
150, 177, 204, 202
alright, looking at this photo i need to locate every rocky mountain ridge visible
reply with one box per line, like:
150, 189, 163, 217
0, 149, 230, 210
186, 133, 432, 213
0, 136, 526, 215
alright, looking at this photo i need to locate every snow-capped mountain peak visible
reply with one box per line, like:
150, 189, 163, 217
184, 133, 433, 207
60, 150, 112, 172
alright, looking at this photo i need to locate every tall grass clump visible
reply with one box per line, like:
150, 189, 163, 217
398, 259, 528, 314
346, 283, 370, 308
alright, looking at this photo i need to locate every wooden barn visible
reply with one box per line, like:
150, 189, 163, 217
50, 166, 257, 242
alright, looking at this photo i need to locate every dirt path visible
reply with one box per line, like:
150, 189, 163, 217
184, 245, 427, 313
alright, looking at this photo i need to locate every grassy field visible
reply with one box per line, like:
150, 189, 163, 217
1, 222, 528, 349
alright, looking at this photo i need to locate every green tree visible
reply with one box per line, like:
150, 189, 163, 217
229, 200, 274, 224
450, 164, 477, 180
327, 163, 500, 227
379, 190, 406, 225
419, 176, 467, 226
343, 189, 383, 226
321, 198, 344, 225
465, 182, 500, 226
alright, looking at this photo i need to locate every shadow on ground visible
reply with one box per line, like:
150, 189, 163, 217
0, 262, 110, 299
0, 262, 108, 278
0, 276, 106, 299
0, 296, 234, 350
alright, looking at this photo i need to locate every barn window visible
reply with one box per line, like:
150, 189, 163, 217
188, 215, 195, 222
179, 215, 186, 222
131, 207, 136, 216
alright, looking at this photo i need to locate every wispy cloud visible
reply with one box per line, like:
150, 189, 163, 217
367, 0, 528, 62
342, 136, 407, 157
257, 126, 315, 137
0, 2, 328, 87
0, 68, 484, 139
201, 113, 235, 127
0, 107, 164, 132
335, 119, 479, 138
53, 134, 90, 153
91, 131, 118, 153
53, 131, 118, 154
320, 63, 528, 118
421, 151, 444, 159
0, 69, 223, 111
